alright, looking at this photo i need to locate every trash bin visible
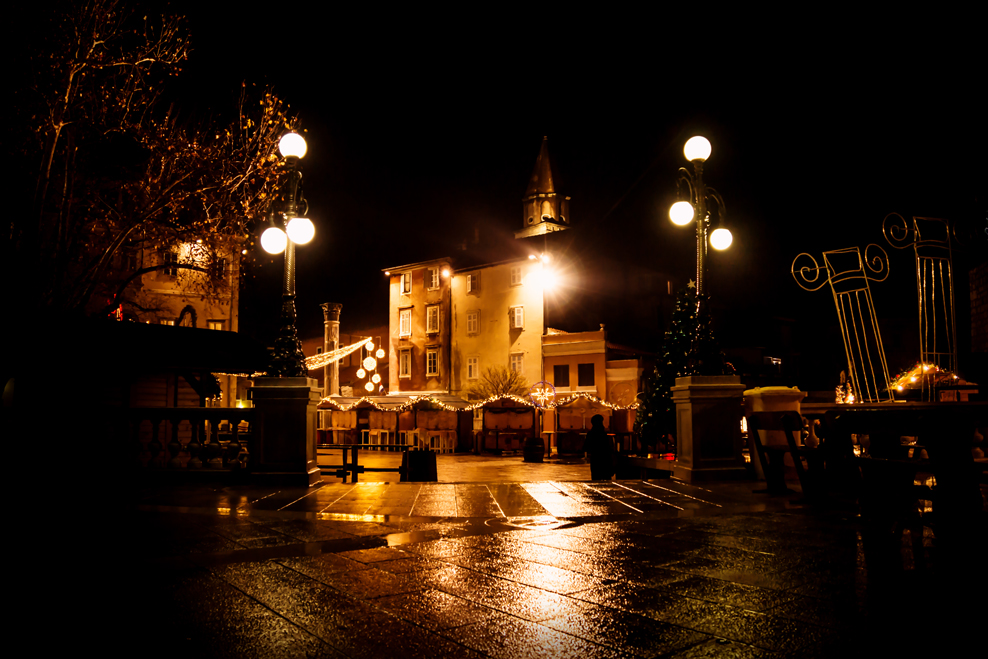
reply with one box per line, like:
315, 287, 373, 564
743, 386, 806, 479
399, 449, 438, 482
523, 436, 545, 463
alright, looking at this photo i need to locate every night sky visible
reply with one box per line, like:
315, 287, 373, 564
13, 3, 987, 387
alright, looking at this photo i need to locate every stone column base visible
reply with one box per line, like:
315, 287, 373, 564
250, 377, 323, 488
671, 375, 748, 483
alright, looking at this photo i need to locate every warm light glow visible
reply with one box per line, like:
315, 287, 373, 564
364, 382, 375, 392
260, 227, 287, 254
442, 268, 450, 278
286, 216, 315, 244
371, 374, 381, 384
278, 132, 307, 159
684, 136, 711, 162
375, 348, 385, 359
366, 341, 375, 352
356, 368, 366, 379
710, 227, 733, 250
384, 271, 390, 276
670, 201, 695, 226
363, 357, 377, 371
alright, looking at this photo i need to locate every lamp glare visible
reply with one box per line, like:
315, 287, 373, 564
365, 382, 375, 392
669, 201, 695, 226
278, 132, 307, 159
371, 374, 381, 384
356, 368, 366, 379
375, 348, 385, 359
684, 136, 711, 162
260, 227, 287, 254
286, 217, 315, 244
710, 227, 733, 250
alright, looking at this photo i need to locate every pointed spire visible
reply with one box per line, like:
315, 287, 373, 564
525, 136, 557, 197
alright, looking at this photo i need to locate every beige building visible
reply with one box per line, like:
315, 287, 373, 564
117, 239, 244, 406
384, 258, 453, 395
450, 257, 546, 398
543, 327, 643, 406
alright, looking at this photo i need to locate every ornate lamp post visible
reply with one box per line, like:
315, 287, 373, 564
261, 132, 315, 377
665, 136, 745, 483
669, 136, 732, 300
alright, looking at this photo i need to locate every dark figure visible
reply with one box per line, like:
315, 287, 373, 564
585, 414, 614, 480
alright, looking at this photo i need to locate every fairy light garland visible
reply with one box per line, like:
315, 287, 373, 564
317, 391, 640, 412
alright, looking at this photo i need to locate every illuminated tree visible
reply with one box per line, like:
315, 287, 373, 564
634, 285, 733, 452
4, 0, 297, 320
466, 366, 529, 401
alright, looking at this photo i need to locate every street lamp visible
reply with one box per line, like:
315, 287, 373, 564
669, 136, 731, 299
264, 132, 314, 377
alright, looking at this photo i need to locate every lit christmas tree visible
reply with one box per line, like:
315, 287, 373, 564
635, 284, 733, 454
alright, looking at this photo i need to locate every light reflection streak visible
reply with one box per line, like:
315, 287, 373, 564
581, 483, 644, 513
612, 482, 684, 510
278, 486, 327, 511
640, 481, 722, 507
316, 512, 387, 523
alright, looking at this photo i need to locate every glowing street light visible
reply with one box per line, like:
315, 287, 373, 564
265, 132, 314, 377
669, 135, 732, 297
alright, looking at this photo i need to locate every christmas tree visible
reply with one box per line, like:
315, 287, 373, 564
634, 284, 733, 454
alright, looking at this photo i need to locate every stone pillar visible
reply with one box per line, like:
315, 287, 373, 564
249, 377, 322, 487
321, 303, 342, 398
670, 375, 747, 482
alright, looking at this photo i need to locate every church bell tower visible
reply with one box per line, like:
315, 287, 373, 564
516, 136, 571, 239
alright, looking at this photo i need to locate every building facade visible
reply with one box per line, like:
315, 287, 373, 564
450, 258, 546, 398
384, 258, 453, 395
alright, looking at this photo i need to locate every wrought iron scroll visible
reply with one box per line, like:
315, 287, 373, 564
883, 213, 958, 398
792, 245, 894, 403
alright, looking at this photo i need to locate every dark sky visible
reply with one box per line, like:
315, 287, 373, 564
15, 3, 987, 383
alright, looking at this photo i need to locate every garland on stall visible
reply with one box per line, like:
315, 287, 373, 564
317, 391, 640, 413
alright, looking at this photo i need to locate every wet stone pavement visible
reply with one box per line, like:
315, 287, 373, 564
89, 474, 984, 658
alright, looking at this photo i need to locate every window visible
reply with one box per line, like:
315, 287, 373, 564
509, 353, 524, 375
510, 266, 522, 286
467, 356, 479, 380
467, 311, 479, 334
159, 319, 175, 326
426, 348, 439, 376
207, 320, 225, 331
401, 273, 411, 294
553, 364, 570, 388
578, 363, 595, 388
399, 349, 411, 378
466, 273, 479, 292
428, 268, 439, 289
211, 257, 227, 280
162, 251, 178, 277
399, 308, 411, 336
427, 305, 440, 333
510, 306, 524, 329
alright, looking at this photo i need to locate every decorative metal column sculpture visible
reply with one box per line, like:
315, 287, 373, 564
261, 132, 315, 377
883, 213, 958, 397
792, 245, 894, 402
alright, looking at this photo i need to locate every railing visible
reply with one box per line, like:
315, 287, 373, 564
319, 444, 421, 482
130, 407, 255, 471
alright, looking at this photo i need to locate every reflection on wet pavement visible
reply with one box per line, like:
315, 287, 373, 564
117, 477, 982, 658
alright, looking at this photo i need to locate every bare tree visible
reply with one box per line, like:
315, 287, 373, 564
466, 366, 530, 401
5, 0, 296, 319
